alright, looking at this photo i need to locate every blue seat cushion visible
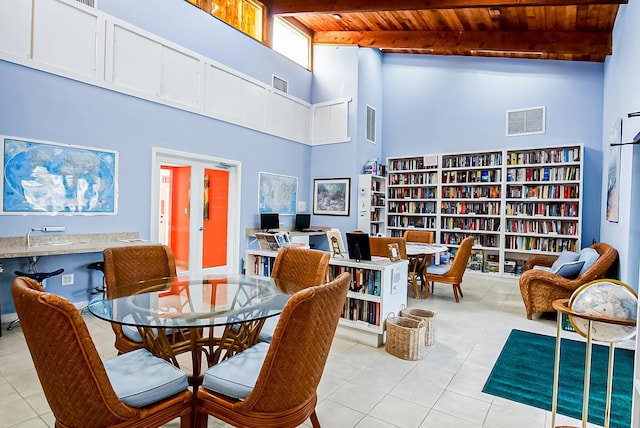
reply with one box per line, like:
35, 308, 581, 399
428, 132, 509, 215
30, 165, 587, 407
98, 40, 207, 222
202, 342, 270, 400
426, 264, 450, 275
104, 348, 188, 408
258, 313, 280, 343
577, 247, 599, 276
552, 260, 585, 279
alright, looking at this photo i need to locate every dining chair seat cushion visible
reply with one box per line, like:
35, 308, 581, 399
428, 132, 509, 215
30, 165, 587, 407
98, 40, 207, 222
258, 314, 280, 342
104, 348, 189, 408
426, 264, 451, 275
121, 314, 181, 343
202, 341, 269, 400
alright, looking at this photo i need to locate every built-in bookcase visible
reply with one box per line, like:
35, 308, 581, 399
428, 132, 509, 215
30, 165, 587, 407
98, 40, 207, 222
386, 145, 583, 276
357, 175, 387, 236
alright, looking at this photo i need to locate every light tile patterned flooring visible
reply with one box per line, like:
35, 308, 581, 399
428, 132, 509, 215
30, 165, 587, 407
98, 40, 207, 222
0, 273, 628, 427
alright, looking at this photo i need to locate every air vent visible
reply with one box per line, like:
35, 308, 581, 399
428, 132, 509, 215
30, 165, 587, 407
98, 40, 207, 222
272, 75, 288, 93
506, 106, 545, 136
75, 0, 95, 6
366, 105, 376, 143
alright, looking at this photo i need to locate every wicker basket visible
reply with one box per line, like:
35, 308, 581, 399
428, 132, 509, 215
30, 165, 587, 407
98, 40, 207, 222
399, 308, 437, 346
385, 316, 426, 360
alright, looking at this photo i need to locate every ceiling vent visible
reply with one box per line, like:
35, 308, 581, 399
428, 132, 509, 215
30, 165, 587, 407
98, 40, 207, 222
272, 75, 288, 93
506, 106, 545, 136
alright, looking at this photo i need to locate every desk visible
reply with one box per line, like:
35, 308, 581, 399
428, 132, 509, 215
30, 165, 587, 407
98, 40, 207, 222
88, 273, 295, 385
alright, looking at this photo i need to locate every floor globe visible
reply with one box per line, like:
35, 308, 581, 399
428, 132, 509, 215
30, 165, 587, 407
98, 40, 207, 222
568, 279, 637, 343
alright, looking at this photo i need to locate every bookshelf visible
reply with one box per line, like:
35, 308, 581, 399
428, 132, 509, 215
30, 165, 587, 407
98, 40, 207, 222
386, 155, 439, 238
386, 145, 583, 276
245, 249, 408, 347
357, 174, 387, 236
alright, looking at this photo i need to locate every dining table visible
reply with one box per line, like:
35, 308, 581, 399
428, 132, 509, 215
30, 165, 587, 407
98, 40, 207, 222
87, 273, 298, 385
405, 243, 449, 265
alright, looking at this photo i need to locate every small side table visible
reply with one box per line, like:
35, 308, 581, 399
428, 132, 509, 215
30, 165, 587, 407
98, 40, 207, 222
551, 298, 636, 428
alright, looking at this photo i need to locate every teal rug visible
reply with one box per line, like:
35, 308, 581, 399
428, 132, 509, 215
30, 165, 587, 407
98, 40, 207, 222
482, 329, 634, 428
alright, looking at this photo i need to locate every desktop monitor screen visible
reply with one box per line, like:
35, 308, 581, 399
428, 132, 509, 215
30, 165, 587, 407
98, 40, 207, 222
260, 213, 279, 231
346, 232, 371, 261
295, 214, 311, 231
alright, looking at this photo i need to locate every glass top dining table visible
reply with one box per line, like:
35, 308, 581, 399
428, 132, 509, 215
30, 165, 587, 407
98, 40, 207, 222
87, 273, 298, 384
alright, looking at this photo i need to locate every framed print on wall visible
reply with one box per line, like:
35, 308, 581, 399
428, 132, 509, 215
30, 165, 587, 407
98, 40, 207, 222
606, 117, 622, 223
313, 178, 350, 216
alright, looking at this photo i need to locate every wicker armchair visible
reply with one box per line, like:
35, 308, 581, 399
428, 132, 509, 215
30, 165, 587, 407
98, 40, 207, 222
423, 236, 474, 302
271, 246, 331, 289
403, 230, 435, 244
194, 272, 351, 428
519, 242, 618, 319
12, 276, 192, 428
369, 236, 408, 259
103, 244, 182, 354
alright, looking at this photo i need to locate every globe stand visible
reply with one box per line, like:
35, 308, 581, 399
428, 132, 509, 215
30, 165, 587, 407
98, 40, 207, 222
551, 298, 636, 428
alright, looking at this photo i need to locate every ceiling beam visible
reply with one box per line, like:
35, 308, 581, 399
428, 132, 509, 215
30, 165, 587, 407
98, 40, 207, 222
312, 30, 611, 56
265, 0, 626, 15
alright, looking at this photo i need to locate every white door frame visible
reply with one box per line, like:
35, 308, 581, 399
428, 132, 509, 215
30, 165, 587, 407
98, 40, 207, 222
150, 147, 242, 275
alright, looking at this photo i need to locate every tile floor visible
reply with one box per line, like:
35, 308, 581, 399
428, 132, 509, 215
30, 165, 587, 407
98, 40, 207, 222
0, 273, 630, 427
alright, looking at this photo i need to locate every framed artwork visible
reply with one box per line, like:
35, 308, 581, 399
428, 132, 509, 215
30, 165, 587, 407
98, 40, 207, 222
606, 118, 622, 223
313, 178, 350, 216
258, 172, 297, 215
1, 135, 118, 215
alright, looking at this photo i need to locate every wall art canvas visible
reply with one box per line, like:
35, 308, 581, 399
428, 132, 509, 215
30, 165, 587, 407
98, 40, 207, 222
258, 172, 297, 214
1, 136, 118, 215
606, 118, 622, 222
314, 178, 350, 216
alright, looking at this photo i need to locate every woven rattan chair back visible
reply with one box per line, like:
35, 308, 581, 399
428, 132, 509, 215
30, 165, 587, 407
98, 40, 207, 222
11, 276, 192, 428
103, 244, 177, 354
369, 236, 408, 259
403, 230, 435, 244
194, 272, 351, 428
271, 247, 330, 289
424, 236, 474, 302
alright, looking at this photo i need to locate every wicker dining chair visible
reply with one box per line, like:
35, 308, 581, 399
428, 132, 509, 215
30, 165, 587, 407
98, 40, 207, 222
12, 276, 193, 428
258, 246, 331, 342
103, 244, 183, 354
402, 230, 435, 244
369, 236, 408, 259
194, 272, 351, 428
423, 236, 474, 302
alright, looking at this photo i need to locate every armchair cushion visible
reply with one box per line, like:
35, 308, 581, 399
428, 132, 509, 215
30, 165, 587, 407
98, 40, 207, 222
552, 260, 585, 279
104, 348, 189, 407
202, 342, 269, 400
577, 247, 600, 276
550, 251, 580, 270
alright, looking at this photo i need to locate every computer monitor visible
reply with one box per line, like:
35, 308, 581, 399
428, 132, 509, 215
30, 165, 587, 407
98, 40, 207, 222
295, 213, 311, 231
346, 232, 371, 261
260, 213, 279, 232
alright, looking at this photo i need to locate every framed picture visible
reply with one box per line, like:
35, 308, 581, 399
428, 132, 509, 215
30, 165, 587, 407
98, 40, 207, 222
606, 118, 622, 223
388, 243, 401, 261
313, 178, 351, 216
258, 172, 297, 215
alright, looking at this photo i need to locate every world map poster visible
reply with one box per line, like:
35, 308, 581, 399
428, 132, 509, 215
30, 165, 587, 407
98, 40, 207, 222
2, 137, 118, 214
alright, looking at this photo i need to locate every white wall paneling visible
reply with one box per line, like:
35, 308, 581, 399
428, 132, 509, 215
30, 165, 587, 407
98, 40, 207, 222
0, 0, 348, 146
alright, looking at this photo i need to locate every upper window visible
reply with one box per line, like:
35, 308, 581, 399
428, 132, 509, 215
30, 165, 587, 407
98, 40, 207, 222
188, 0, 263, 41
273, 18, 311, 69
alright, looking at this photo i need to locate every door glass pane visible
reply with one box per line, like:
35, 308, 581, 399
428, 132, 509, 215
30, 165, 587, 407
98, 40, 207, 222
202, 168, 229, 269
160, 164, 191, 272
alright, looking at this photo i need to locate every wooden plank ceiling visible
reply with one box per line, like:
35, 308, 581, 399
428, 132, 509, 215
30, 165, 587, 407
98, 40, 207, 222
263, 0, 625, 62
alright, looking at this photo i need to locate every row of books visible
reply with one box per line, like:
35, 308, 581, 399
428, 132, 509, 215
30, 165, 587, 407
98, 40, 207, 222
506, 147, 580, 166
441, 216, 501, 232
362, 159, 387, 176
442, 152, 502, 168
441, 232, 498, 248
506, 183, 579, 199
505, 236, 578, 252
441, 169, 501, 184
388, 187, 436, 199
387, 215, 435, 229
388, 171, 439, 185
440, 201, 501, 215
252, 255, 275, 277
329, 266, 382, 296
341, 298, 381, 326
505, 219, 579, 235
388, 157, 437, 172
506, 166, 580, 182
441, 185, 501, 199
505, 201, 579, 217
371, 194, 386, 206
388, 200, 436, 214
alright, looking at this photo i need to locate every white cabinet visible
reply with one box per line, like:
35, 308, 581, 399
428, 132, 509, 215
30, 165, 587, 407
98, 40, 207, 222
357, 174, 387, 236
245, 249, 408, 347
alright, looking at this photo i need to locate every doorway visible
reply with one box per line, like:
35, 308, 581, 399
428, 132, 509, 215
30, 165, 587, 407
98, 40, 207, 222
151, 148, 241, 275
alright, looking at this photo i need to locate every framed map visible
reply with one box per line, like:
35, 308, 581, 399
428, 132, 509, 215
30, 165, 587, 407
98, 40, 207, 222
258, 172, 297, 215
1, 136, 118, 215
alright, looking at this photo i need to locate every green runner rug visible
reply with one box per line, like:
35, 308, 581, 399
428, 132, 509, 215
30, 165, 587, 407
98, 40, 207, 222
482, 329, 634, 428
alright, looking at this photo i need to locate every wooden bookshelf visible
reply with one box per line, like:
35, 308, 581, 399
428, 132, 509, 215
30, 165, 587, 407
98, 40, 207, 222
357, 174, 387, 236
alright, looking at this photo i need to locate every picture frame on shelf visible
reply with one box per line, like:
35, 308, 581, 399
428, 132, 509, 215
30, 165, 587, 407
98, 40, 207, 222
313, 178, 350, 216
388, 243, 401, 261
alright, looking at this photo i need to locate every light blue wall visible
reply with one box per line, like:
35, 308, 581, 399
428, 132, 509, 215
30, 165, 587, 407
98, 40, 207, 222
381, 55, 605, 245
601, 1, 640, 288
